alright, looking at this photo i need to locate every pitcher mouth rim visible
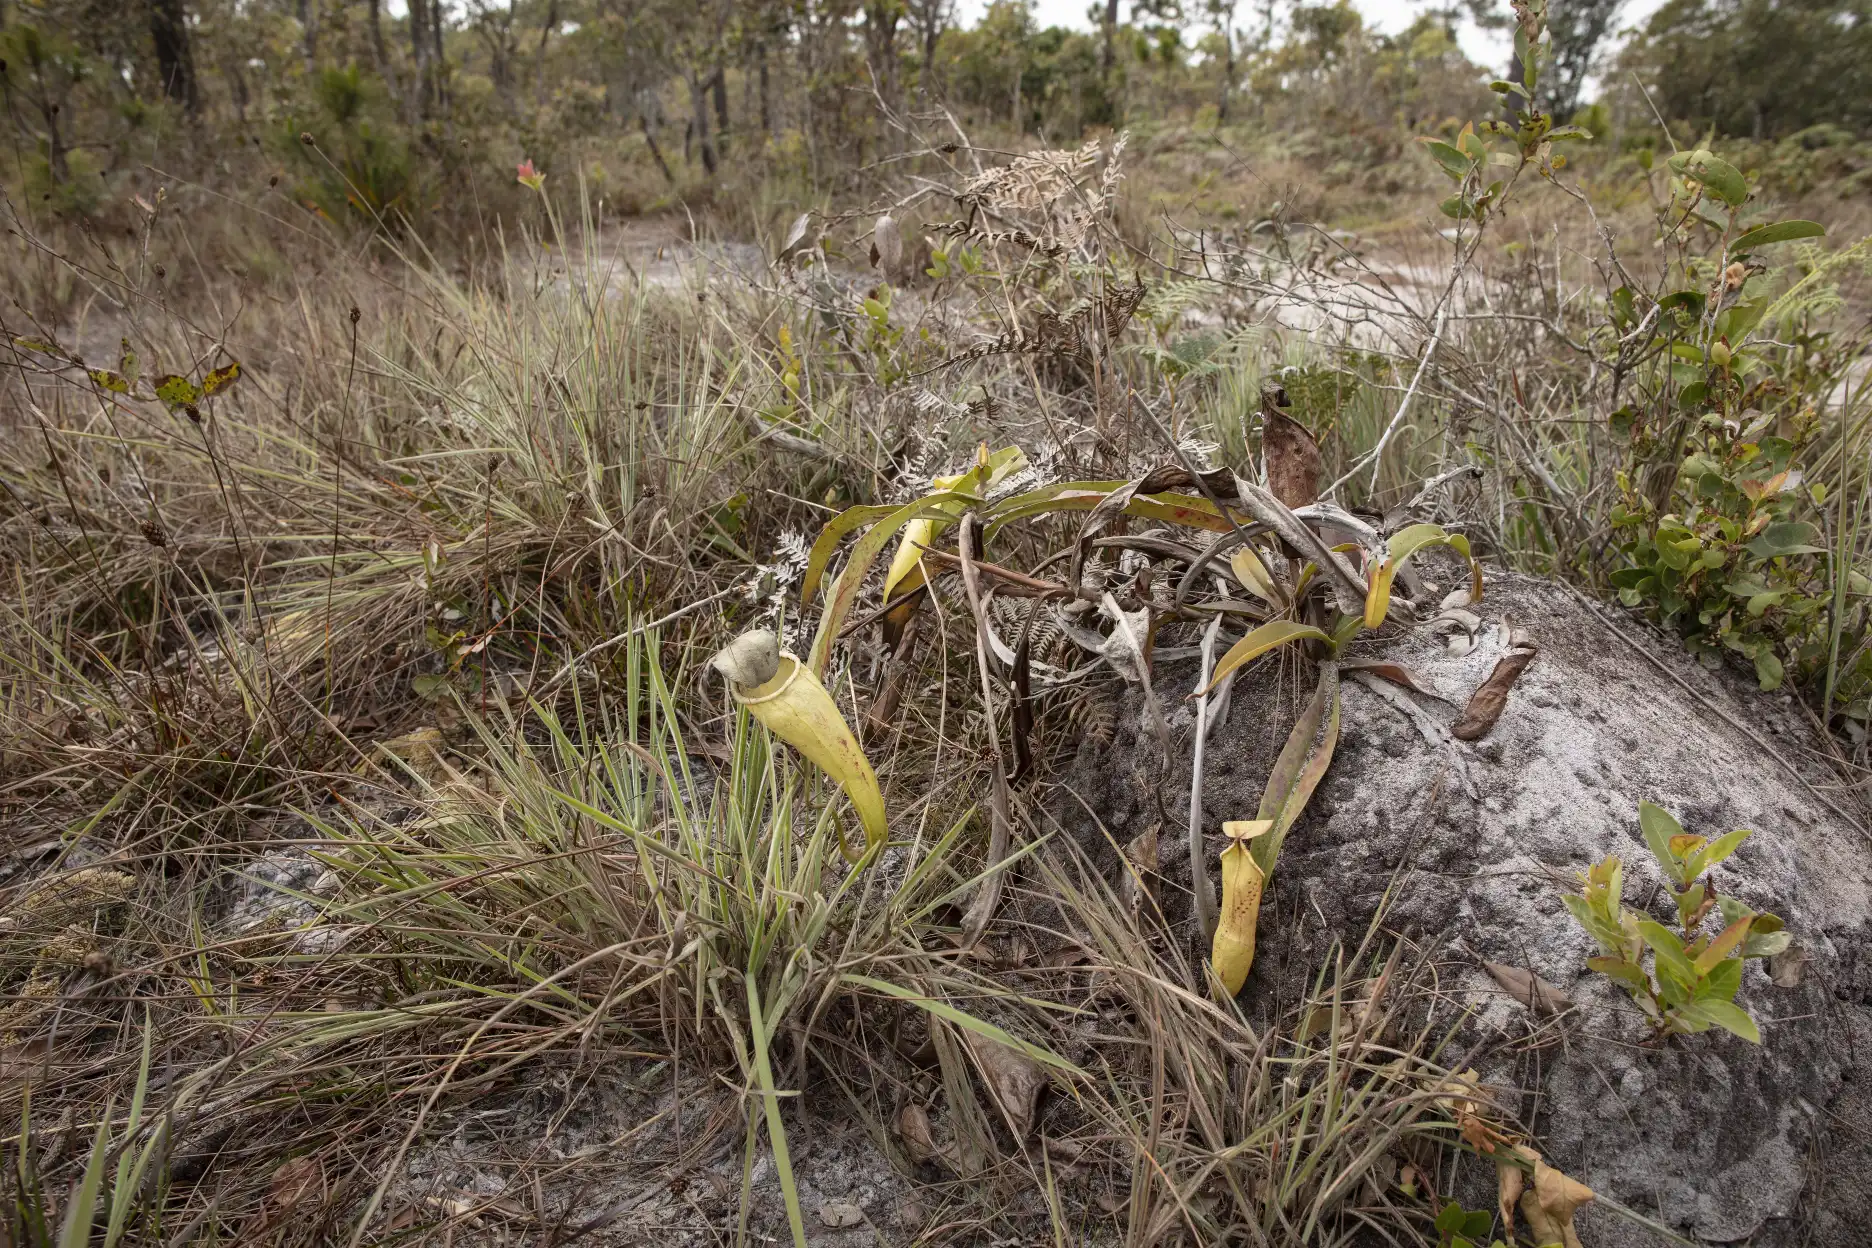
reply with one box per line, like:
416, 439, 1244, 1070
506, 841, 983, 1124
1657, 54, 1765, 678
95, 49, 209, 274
732, 651, 805, 706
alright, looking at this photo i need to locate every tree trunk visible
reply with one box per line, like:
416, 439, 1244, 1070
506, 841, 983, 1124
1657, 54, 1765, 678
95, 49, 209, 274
148, 0, 198, 115
298, 0, 318, 70
430, 0, 447, 106
368, 0, 387, 68
1219, 23, 1234, 120
1102, 0, 1119, 75
689, 73, 716, 174
711, 64, 729, 157
640, 112, 675, 185
534, 0, 557, 115
410, 0, 432, 114
758, 44, 771, 134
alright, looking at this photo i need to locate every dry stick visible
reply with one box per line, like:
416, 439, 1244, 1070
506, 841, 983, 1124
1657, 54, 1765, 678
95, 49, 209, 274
957, 512, 1015, 947
1187, 616, 1222, 940
1560, 582, 1870, 836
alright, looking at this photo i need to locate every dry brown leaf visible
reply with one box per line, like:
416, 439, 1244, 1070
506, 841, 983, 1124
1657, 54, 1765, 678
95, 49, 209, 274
1435, 1069, 1514, 1155
871, 215, 904, 277
1496, 1159, 1524, 1241
267, 1154, 324, 1212
1482, 960, 1574, 1016
1118, 824, 1160, 920
1453, 646, 1537, 740
817, 1200, 866, 1228
966, 1032, 1047, 1142
1516, 1149, 1594, 1248
1769, 943, 1810, 988
1340, 659, 1451, 703
1261, 386, 1321, 509
897, 1103, 940, 1165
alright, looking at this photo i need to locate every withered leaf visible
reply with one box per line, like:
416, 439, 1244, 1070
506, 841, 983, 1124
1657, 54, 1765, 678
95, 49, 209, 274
1452, 645, 1537, 740
1118, 824, 1159, 919
1515, 1148, 1594, 1248
872, 215, 905, 277
1340, 659, 1452, 703
1769, 943, 1810, 988
267, 1154, 324, 1211
1496, 1159, 1524, 1241
966, 1032, 1047, 1142
1261, 387, 1321, 509
897, 1103, 950, 1169
1482, 960, 1574, 1016
817, 1201, 866, 1228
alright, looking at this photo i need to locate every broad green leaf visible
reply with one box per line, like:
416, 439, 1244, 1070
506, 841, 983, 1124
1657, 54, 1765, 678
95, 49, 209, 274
1203, 620, 1332, 693
153, 374, 200, 407
1730, 220, 1825, 251
201, 361, 242, 396
1420, 138, 1472, 180
86, 368, 131, 394
1699, 954, 1743, 1001
1436, 1202, 1467, 1236
1688, 827, 1751, 877
1657, 289, 1706, 318
1669, 150, 1749, 207
1746, 521, 1824, 558
1640, 920, 1697, 987
1681, 998, 1760, 1043
1547, 124, 1593, 142
1743, 928, 1792, 959
1587, 955, 1653, 994
1693, 916, 1753, 973
1638, 800, 1687, 883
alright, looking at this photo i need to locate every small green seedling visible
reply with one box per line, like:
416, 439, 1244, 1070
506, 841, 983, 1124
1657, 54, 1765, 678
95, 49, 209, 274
1434, 1199, 1503, 1248
1564, 801, 1790, 1043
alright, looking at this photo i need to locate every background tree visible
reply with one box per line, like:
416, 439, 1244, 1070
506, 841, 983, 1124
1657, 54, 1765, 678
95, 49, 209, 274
1622, 0, 1872, 137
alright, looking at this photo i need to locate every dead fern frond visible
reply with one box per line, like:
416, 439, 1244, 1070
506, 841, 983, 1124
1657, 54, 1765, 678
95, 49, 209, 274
956, 138, 1101, 216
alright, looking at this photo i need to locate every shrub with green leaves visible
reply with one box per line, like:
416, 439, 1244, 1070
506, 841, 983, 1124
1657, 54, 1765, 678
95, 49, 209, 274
1564, 801, 1790, 1042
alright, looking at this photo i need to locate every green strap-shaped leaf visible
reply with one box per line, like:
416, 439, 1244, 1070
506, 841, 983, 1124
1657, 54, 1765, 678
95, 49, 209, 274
806, 496, 968, 676
1731, 220, 1824, 251
1363, 523, 1479, 628
800, 503, 910, 607
1202, 620, 1332, 694
840, 974, 1083, 1075
1252, 663, 1340, 877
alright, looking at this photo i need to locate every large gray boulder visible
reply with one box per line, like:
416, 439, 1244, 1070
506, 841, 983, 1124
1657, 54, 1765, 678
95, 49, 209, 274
1056, 572, 1872, 1245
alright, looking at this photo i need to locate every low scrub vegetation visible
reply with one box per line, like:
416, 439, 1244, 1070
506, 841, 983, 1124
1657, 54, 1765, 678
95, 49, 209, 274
2, 0, 1869, 1242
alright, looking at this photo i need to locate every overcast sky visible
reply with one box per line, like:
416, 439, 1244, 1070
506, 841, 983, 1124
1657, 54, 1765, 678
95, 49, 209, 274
953, 0, 1670, 78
